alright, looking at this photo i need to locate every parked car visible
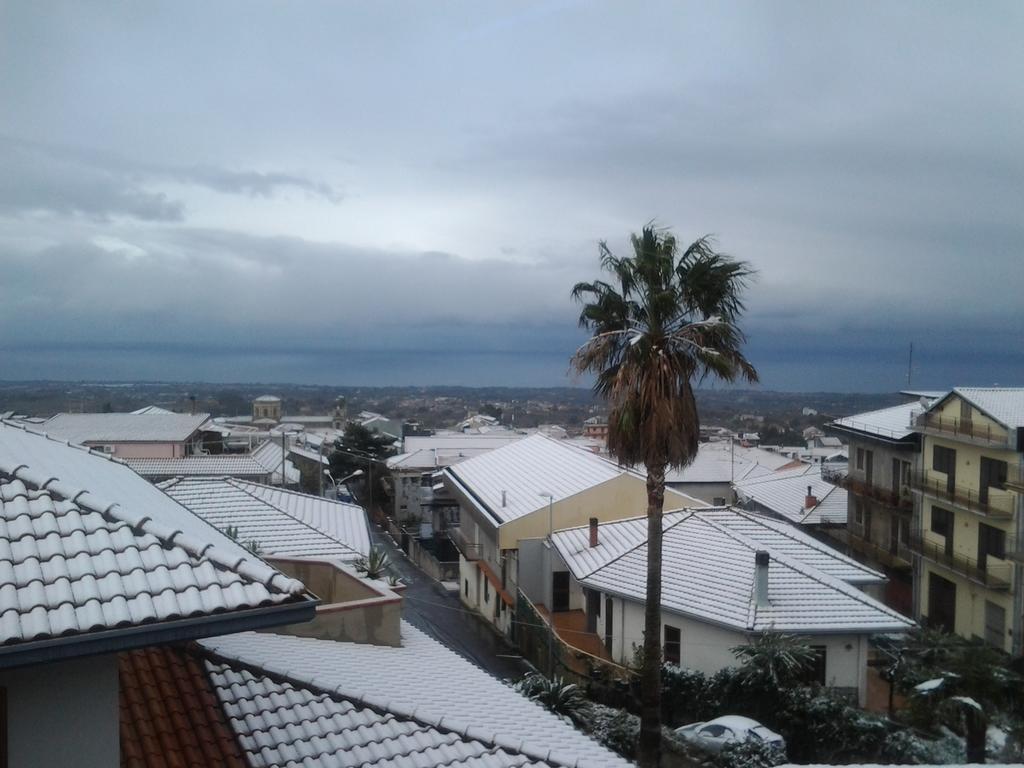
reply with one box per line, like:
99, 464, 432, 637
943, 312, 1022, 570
673, 715, 785, 754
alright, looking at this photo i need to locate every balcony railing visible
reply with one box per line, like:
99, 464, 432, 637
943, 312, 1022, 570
448, 527, 481, 561
842, 527, 913, 571
910, 470, 1015, 519
822, 466, 912, 512
901, 532, 1012, 590
912, 412, 1009, 447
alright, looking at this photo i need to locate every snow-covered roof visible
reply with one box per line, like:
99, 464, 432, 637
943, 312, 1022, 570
39, 412, 212, 444
552, 509, 911, 634
830, 401, 929, 441
0, 421, 310, 657
661, 442, 797, 484
201, 624, 632, 768
949, 387, 1024, 429
387, 446, 494, 471
125, 455, 272, 479
253, 395, 281, 403
223, 481, 372, 559
158, 477, 369, 562
403, 433, 526, 453
445, 433, 704, 525
734, 464, 847, 525
129, 405, 176, 415
249, 440, 300, 485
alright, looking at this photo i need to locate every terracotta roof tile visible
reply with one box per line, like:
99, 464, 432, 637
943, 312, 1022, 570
119, 644, 247, 768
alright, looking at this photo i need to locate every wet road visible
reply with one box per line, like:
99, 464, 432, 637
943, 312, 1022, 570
369, 523, 533, 682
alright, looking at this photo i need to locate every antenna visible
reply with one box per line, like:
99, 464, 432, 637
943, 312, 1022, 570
906, 342, 914, 386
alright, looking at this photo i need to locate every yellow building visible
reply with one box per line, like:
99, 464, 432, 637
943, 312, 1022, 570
442, 434, 706, 636
908, 388, 1024, 654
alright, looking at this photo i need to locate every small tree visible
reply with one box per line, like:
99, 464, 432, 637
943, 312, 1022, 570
353, 546, 391, 580
732, 631, 818, 691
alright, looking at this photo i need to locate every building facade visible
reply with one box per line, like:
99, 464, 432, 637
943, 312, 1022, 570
907, 389, 1024, 654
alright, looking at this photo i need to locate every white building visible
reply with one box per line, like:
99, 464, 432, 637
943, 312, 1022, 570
536, 508, 912, 705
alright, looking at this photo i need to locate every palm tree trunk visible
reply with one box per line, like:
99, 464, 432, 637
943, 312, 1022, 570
638, 463, 666, 768
965, 708, 986, 763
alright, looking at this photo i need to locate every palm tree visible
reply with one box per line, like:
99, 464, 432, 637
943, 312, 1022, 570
571, 224, 758, 767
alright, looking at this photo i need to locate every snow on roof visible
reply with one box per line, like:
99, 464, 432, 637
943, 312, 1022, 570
552, 509, 911, 634
0, 422, 308, 653
950, 387, 1024, 429
223, 481, 371, 559
286, 444, 330, 465
125, 455, 272, 478
445, 433, 708, 526
662, 442, 796, 484
201, 624, 632, 768
830, 401, 929, 441
249, 441, 300, 484
252, 395, 281, 403
403, 432, 526, 452
387, 446, 495, 471
734, 464, 847, 525
40, 412, 212, 444
158, 477, 368, 561
129, 405, 176, 415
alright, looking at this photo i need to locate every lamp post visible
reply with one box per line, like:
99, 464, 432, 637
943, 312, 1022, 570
332, 446, 377, 516
538, 491, 555, 676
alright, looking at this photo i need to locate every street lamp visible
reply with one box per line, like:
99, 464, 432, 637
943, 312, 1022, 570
538, 491, 555, 676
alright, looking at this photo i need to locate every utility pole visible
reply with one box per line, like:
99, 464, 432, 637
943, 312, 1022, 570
906, 342, 914, 387
280, 430, 287, 487
318, 439, 324, 497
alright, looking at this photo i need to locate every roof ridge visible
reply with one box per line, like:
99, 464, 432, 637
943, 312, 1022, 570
224, 479, 362, 556
706, 508, 884, 580
573, 508, 702, 580
0, 432, 304, 597
198, 641, 593, 768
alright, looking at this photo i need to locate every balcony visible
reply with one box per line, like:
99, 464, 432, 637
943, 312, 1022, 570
841, 527, 912, 571
912, 412, 1009, 448
901, 532, 1012, 590
910, 470, 1015, 519
448, 526, 481, 561
822, 466, 912, 512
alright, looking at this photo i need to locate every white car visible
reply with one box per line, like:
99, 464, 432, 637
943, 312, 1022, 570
673, 715, 785, 754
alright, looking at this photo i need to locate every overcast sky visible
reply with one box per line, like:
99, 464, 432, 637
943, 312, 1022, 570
1, 2, 1022, 391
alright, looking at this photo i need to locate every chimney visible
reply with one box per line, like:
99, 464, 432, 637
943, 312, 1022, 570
589, 517, 599, 548
501, 490, 507, 507
755, 550, 770, 607
805, 485, 818, 509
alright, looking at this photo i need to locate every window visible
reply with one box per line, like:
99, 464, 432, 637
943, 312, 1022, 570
960, 399, 972, 422
984, 601, 1006, 648
552, 571, 571, 612
802, 646, 827, 686
980, 456, 1008, 504
978, 523, 1006, 570
933, 445, 956, 475
856, 447, 865, 470
664, 625, 681, 666
930, 506, 952, 538
464, 579, 469, 598
854, 500, 864, 525
928, 572, 957, 632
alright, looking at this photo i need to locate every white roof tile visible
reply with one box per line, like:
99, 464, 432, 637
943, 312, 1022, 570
125, 455, 272, 478
158, 477, 369, 562
249, 441, 301, 484
39, 412, 211, 443
733, 465, 847, 525
553, 510, 910, 634
0, 422, 308, 652
404, 433, 528, 452
202, 624, 632, 768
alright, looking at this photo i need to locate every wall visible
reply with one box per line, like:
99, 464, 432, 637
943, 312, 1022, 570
0, 654, 120, 767
91, 440, 181, 458
269, 557, 403, 646
666, 480, 733, 506
603, 596, 870, 702
498, 473, 706, 550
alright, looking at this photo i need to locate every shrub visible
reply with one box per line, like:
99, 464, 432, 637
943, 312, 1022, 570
514, 673, 587, 719
716, 738, 787, 768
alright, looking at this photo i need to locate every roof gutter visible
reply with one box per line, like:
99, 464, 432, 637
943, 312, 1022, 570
0, 597, 319, 670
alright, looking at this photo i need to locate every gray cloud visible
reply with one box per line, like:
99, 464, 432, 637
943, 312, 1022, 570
0, 2, 1021, 389
0, 136, 339, 221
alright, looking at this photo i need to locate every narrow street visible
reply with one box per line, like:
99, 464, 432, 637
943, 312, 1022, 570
369, 522, 533, 682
